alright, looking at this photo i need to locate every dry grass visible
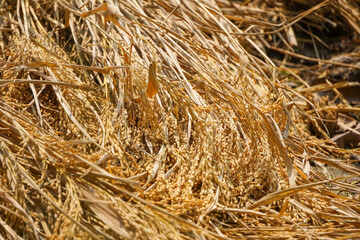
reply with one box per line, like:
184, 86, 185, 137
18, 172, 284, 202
0, 0, 359, 239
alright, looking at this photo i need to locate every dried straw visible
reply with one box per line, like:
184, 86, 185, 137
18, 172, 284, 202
0, 0, 359, 239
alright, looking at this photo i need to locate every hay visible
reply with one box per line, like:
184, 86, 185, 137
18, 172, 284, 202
0, 0, 359, 239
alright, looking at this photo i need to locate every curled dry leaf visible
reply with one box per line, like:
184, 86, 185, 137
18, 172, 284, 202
146, 61, 158, 98
81, 2, 120, 22
65, 9, 70, 28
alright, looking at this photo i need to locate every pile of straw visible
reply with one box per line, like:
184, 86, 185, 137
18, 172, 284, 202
1, 0, 359, 239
